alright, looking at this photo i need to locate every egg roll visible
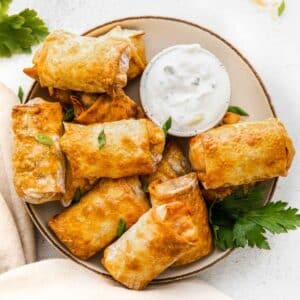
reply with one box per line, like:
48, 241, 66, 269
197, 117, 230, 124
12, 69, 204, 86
143, 141, 190, 185
101, 202, 197, 290
48, 177, 149, 260
99, 26, 146, 80
24, 30, 131, 93
60, 119, 165, 179
149, 172, 213, 265
62, 160, 98, 207
12, 98, 65, 204
189, 118, 295, 189
75, 89, 144, 125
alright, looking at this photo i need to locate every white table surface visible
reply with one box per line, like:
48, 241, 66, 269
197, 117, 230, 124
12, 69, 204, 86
1, 0, 299, 299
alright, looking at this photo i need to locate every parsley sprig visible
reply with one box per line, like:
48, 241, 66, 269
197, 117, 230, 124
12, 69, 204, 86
209, 187, 300, 250
0, 0, 49, 57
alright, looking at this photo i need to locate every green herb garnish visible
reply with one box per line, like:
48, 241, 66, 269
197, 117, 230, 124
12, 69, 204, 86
162, 116, 172, 135
64, 107, 75, 122
73, 188, 81, 203
18, 86, 24, 103
142, 182, 149, 193
117, 219, 126, 237
98, 129, 106, 149
278, 0, 285, 16
227, 106, 249, 116
35, 134, 54, 146
209, 187, 300, 250
0, 1, 49, 57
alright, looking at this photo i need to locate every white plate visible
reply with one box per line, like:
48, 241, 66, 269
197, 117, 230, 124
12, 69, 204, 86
25, 16, 277, 284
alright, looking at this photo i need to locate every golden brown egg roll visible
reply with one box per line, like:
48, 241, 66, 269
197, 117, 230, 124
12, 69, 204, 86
24, 30, 131, 93
149, 172, 213, 265
75, 89, 144, 124
101, 202, 198, 290
201, 184, 254, 203
143, 141, 190, 185
62, 90, 144, 205
12, 98, 65, 204
60, 119, 165, 179
62, 160, 98, 207
99, 26, 146, 80
189, 118, 295, 189
48, 177, 149, 260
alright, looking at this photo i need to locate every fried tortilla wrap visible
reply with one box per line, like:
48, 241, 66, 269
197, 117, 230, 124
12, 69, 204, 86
12, 98, 65, 204
189, 118, 295, 189
60, 119, 165, 179
101, 202, 197, 290
48, 177, 149, 260
24, 30, 131, 93
149, 172, 213, 265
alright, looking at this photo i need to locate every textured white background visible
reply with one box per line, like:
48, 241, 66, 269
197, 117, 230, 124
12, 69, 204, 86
1, 1, 299, 299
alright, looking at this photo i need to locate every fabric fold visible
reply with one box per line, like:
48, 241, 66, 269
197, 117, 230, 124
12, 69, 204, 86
0, 193, 25, 273
0, 258, 233, 300
0, 82, 36, 263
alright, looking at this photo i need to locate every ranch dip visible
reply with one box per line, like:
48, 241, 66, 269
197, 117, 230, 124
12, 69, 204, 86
140, 44, 231, 136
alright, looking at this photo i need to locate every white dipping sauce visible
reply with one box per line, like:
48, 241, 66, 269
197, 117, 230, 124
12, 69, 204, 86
140, 44, 231, 136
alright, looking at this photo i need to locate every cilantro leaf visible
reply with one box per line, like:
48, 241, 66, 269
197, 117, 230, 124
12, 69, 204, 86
278, 1, 285, 16
0, 0, 12, 19
0, 8, 48, 57
19, 9, 48, 43
212, 225, 234, 250
210, 187, 300, 250
233, 218, 270, 249
246, 201, 300, 234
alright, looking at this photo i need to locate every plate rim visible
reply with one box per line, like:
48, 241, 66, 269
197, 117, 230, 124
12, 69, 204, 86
25, 15, 278, 284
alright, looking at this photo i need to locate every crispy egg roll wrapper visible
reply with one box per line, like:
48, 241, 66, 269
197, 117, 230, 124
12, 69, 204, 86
189, 118, 295, 189
48, 177, 149, 260
12, 98, 65, 204
62, 160, 98, 207
24, 30, 130, 93
101, 202, 198, 290
99, 26, 147, 80
75, 89, 144, 125
60, 119, 165, 179
149, 173, 213, 265
63, 90, 144, 204
143, 141, 190, 185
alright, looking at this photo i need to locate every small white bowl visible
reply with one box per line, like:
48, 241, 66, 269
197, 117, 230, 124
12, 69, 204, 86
140, 44, 231, 137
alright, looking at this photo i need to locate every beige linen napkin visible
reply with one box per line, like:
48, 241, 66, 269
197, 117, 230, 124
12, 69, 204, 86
0, 82, 35, 264
0, 193, 25, 272
0, 258, 233, 300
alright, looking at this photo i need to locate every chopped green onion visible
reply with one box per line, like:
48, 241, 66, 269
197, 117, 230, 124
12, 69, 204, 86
73, 188, 81, 203
64, 107, 75, 122
142, 182, 149, 193
227, 106, 249, 116
117, 219, 126, 237
162, 116, 172, 135
18, 86, 24, 103
35, 134, 54, 146
98, 129, 106, 149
